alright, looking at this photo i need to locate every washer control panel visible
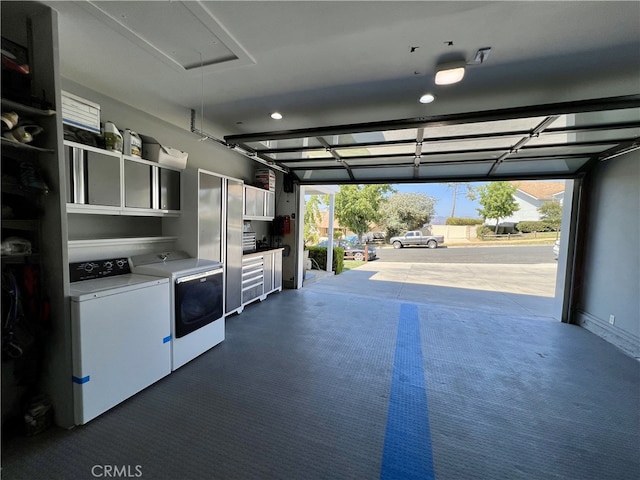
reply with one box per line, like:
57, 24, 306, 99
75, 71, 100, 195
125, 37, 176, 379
69, 258, 131, 282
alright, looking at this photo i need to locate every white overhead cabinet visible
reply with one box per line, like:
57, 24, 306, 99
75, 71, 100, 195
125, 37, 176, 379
243, 184, 275, 220
124, 155, 181, 213
65, 141, 181, 216
65, 142, 121, 212
124, 157, 151, 208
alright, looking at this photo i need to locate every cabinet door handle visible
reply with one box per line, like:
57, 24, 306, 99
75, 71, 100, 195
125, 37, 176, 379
71, 147, 86, 204
151, 166, 160, 209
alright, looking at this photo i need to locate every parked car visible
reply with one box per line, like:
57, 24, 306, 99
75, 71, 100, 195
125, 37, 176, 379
362, 231, 386, 244
342, 240, 377, 261
316, 239, 377, 261
553, 239, 560, 259
389, 230, 444, 249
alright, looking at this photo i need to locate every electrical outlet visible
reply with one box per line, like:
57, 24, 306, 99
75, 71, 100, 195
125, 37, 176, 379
609, 314, 615, 325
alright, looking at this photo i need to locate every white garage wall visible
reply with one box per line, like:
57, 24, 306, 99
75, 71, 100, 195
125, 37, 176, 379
577, 151, 639, 358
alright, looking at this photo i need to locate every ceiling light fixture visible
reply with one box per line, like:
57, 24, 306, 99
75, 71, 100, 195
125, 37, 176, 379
419, 93, 436, 104
271, 112, 283, 120
435, 61, 465, 85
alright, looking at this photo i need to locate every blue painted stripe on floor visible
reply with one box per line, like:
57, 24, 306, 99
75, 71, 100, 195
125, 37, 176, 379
380, 303, 435, 480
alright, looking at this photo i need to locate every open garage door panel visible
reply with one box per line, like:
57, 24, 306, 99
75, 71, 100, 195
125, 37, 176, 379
225, 96, 640, 185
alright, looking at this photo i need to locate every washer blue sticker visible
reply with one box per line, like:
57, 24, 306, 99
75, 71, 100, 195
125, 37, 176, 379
163, 335, 171, 344
72, 375, 90, 384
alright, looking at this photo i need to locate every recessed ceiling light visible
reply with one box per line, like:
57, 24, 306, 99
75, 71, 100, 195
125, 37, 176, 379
271, 112, 283, 120
435, 61, 466, 85
419, 93, 436, 104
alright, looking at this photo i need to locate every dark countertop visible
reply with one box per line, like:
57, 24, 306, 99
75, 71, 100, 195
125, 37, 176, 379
243, 247, 284, 258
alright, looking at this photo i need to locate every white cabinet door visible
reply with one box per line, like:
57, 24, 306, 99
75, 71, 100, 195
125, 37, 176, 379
243, 185, 258, 217
265, 191, 275, 219
198, 171, 223, 262
123, 156, 181, 215
273, 249, 283, 290
263, 251, 273, 293
65, 142, 123, 214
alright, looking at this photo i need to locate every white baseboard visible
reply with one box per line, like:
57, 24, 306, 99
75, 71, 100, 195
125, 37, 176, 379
577, 310, 640, 360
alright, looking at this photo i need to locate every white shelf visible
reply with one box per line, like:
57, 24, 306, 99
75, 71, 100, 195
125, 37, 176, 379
67, 236, 178, 248
66, 204, 121, 215
64, 140, 121, 158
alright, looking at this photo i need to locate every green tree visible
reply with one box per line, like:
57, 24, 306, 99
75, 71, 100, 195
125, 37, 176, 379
538, 200, 563, 238
467, 182, 519, 233
379, 192, 437, 239
303, 194, 324, 246
334, 184, 394, 241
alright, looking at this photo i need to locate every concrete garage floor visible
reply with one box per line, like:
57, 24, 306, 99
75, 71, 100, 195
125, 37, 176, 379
293, 254, 638, 479
3, 247, 638, 479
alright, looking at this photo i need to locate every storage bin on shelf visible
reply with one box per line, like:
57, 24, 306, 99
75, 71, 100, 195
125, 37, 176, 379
61, 90, 101, 134
139, 134, 188, 170
254, 168, 275, 191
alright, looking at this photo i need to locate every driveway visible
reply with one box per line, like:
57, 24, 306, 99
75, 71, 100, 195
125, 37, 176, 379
365, 245, 557, 295
307, 245, 559, 320
374, 244, 556, 264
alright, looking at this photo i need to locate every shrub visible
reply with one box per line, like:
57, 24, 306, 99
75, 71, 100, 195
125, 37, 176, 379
476, 225, 493, 238
307, 246, 344, 274
516, 221, 555, 233
446, 217, 484, 226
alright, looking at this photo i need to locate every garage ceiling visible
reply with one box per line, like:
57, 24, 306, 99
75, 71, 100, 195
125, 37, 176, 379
42, 1, 640, 183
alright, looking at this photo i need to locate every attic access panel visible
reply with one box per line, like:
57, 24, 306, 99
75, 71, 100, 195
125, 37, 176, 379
224, 96, 640, 184
81, 1, 254, 72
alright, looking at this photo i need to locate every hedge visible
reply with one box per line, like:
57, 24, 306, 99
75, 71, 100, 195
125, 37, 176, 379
516, 221, 557, 233
446, 217, 484, 226
307, 246, 344, 274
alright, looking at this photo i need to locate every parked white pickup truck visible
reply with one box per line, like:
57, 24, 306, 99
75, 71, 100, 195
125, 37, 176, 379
389, 231, 445, 249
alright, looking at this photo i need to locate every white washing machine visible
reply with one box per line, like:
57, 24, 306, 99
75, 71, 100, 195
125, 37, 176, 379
69, 258, 171, 425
